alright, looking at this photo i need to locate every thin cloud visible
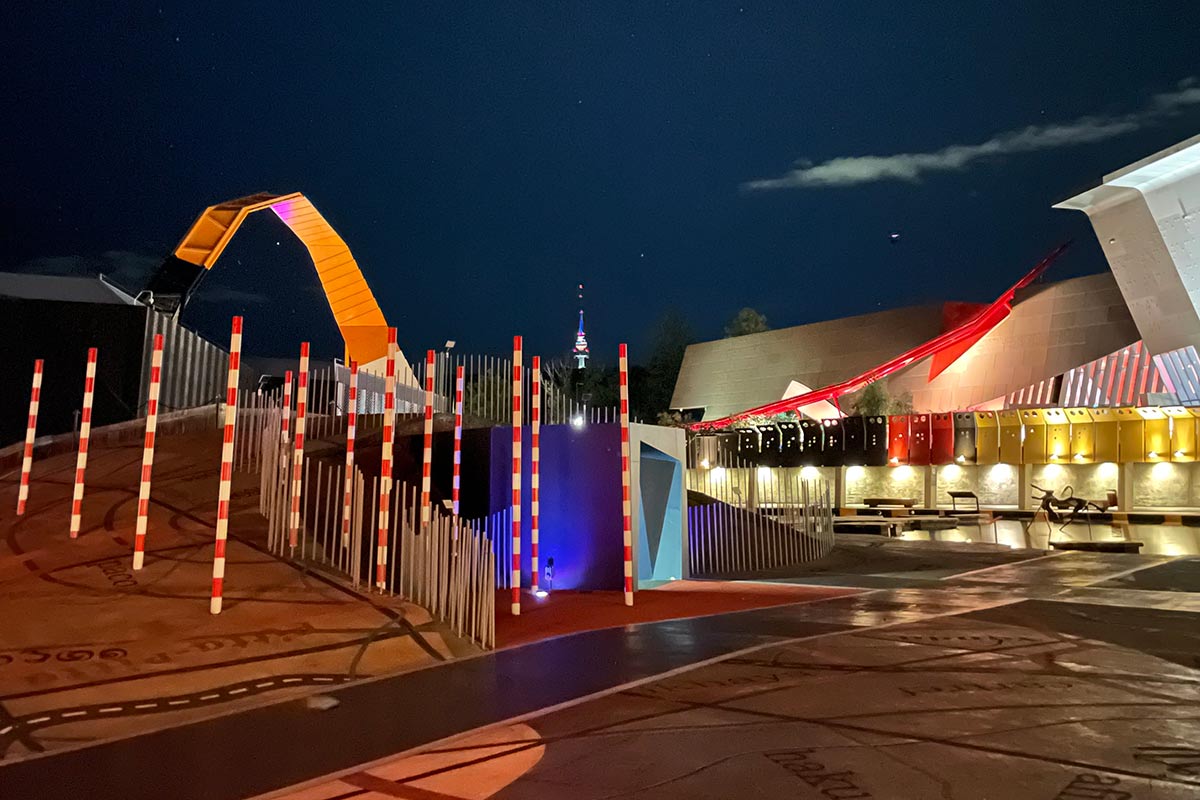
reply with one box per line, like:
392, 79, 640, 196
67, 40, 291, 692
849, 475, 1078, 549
14, 250, 159, 292
743, 78, 1200, 190
187, 286, 270, 305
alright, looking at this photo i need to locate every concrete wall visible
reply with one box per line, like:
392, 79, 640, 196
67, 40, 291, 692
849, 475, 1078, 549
671, 272, 1140, 422
1057, 135, 1200, 356
689, 464, 837, 508
704, 460, 1200, 511
671, 304, 942, 420
930, 464, 1021, 507
889, 273, 1140, 412
1131, 462, 1200, 509
845, 465, 926, 506
1028, 463, 1120, 507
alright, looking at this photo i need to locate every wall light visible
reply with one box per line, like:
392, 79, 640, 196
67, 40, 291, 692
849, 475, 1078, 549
1097, 462, 1118, 479
1074, 452, 1085, 460
955, 455, 966, 463
1148, 451, 1158, 460
846, 465, 864, 480
800, 466, 819, 480
711, 466, 727, 482
1174, 450, 1185, 459
571, 414, 585, 429
758, 466, 772, 480
889, 457, 900, 465
941, 464, 962, 480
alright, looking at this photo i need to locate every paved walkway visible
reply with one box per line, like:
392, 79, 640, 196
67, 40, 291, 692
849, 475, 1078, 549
0, 434, 458, 764
267, 552, 1200, 800
3, 551, 1200, 798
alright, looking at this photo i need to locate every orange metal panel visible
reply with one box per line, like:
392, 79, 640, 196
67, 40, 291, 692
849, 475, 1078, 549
172, 192, 395, 369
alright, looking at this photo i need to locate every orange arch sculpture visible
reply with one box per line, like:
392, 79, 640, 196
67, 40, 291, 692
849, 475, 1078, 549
172, 192, 396, 368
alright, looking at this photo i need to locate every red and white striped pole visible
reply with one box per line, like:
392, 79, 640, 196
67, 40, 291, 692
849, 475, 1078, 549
281, 369, 293, 444
341, 361, 358, 547
132, 334, 164, 570
511, 335, 523, 615
16, 359, 44, 516
619, 343, 633, 606
376, 328, 398, 590
452, 365, 464, 534
420, 349, 435, 530
210, 317, 243, 615
69, 348, 98, 539
531, 355, 541, 593
289, 345, 310, 554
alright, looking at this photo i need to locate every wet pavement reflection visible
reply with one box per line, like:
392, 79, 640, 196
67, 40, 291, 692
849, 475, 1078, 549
5, 544, 1200, 799
900, 518, 1200, 556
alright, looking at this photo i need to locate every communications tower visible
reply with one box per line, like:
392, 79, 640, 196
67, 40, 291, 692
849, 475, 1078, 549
573, 283, 590, 369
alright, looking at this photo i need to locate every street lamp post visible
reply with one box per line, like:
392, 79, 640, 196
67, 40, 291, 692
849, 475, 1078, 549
443, 340, 456, 412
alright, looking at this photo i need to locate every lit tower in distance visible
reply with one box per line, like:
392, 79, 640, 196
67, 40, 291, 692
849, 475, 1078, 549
573, 283, 590, 369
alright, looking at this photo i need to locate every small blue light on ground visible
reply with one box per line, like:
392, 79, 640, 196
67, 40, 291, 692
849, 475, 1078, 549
535, 590, 549, 599
571, 415, 585, 429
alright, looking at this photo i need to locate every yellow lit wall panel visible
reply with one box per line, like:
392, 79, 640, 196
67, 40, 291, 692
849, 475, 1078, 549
1020, 408, 1048, 464
974, 412, 999, 465
1115, 407, 1144, 462
1043, 408, 1070, 462
1092, 408, 1120, 463
1137, 407, 1169, 462
1065, 407, 1095, 464
998, 409, 1023, 464
1166, 407, 1196, 462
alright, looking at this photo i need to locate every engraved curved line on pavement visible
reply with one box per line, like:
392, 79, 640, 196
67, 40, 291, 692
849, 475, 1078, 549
29, 568, 350, 607
0, 673, 357, 757
385, 614, 1200, 794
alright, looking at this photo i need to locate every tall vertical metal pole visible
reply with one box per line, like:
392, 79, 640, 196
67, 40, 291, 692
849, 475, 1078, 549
16, 359, 44, 516
376, 329, 398, 590
421, 349, 435, 530
511, 336, 523, 615
133, 335, 164, 569
531, 355, 541, 593
619, 343, 633, 605
341, 361, 358, 547
210, 317, 242, 614
68, 348, 98, 538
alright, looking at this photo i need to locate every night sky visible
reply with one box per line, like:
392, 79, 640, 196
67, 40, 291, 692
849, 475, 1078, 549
4, 2, 1199, 363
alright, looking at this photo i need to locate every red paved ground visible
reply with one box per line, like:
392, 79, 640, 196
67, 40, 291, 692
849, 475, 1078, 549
495, 580, 860, 647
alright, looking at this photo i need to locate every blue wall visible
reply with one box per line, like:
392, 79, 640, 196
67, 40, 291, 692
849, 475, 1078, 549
488, 423, 623, 591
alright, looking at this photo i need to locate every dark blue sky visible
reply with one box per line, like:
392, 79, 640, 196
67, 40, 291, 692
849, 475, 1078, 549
3, 2, 1198, 362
